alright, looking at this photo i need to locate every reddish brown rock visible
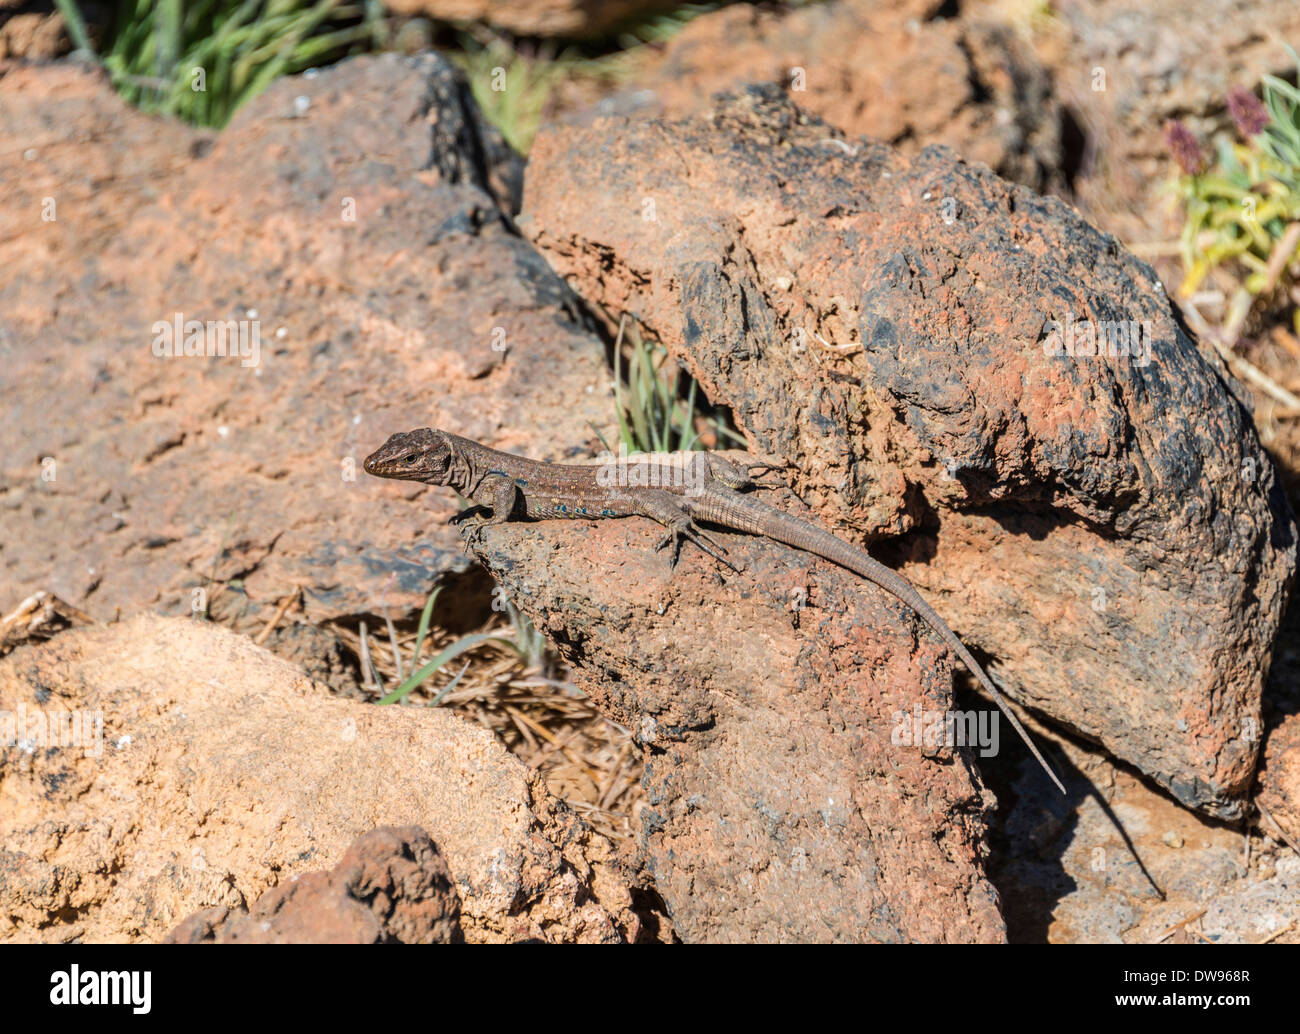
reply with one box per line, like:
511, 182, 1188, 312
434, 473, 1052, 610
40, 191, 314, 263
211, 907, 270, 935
0, 617, 649, 943
598, 0, 1063, 193
0, 53, 613, 629
166, 826, 463, 944
465, 493, 1007, 943
1258, 712, 1300, 850
520, 87, 1297, 818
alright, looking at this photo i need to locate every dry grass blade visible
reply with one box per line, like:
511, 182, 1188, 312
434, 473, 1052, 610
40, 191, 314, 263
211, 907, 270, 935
253, 585, 300, 646
1181, 298, 1300, 409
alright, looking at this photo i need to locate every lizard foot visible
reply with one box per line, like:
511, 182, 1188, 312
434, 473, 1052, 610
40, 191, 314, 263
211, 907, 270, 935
449, 504, 490, 526
453, 512, 492, 551
655, 521, 739, 572
743, 461, 787, 491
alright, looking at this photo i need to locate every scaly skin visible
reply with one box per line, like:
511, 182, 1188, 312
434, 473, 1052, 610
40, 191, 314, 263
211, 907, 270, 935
364, 427, 1065, 793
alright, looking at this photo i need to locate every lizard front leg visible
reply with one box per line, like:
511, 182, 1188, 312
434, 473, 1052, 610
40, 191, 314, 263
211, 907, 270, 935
459, 475, 520, 547
705, 453, 787, 492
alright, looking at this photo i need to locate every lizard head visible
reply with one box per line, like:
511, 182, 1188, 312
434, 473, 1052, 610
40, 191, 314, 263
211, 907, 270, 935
364, 428, 455, 485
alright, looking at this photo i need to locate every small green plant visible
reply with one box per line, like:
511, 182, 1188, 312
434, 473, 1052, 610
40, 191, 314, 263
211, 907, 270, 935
367, 586, 490, 705
367, 585, 557, 705
54, 0, 386, 127
452, 34, 574, 154
1167, 46, 1300, 339
492, 593, 550, 671
606, 315, 745, 455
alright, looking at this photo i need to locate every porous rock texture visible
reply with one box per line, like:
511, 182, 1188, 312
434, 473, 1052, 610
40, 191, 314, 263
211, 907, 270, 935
520, 86, 1297, 818
166, 826, 464, 944
1258, 712, 1300, 852
600, 0, 1064, 194
466, 503, 1007, 943
0, 617, 646, 943
0, 52, 610, 627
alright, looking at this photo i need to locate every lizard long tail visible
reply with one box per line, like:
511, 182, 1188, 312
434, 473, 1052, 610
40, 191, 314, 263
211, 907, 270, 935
737, 498, 1067, 794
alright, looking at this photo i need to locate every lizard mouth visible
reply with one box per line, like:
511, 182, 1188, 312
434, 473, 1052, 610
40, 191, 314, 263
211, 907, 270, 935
363, 448, 404, 477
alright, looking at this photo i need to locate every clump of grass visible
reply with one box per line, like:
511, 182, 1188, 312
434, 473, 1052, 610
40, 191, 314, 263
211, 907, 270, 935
451, 33, 576, 154
606, 314, 744, 455
493, 592, 550, 671
450, 4, 720, 154
1167, 46, 1300, 342
356, 584, 558, 705
337, 585, 641, 842
358, 586, 494, 705
55, 0, 387, 127
606, 1, 718, 48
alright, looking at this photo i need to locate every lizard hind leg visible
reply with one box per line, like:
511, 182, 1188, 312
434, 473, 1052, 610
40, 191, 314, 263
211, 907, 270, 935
656, 521, 738, 572
636, 490, 738, 572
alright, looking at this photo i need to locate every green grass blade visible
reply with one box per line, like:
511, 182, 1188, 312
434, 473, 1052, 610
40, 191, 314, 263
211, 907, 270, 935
377, 631, 504, 705
53, 0, 95, 53
412, 586, 441, 668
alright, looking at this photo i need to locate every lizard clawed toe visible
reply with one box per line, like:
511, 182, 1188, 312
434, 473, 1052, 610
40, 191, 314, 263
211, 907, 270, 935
449, 505, 487, 526
456, 514, 493, 550
657, 521, 739, 572
744, 462, 787, 491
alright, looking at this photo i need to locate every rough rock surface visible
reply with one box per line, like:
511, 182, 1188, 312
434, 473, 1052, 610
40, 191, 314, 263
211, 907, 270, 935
601, 0, 1063, 194
521, 87, 1297, 817
166, 826, 463, 944
465, 507, 1007, 943
1258, 711, 1300, 851
0, 53, 612, 628
0, 2, 67, 62
0, 617, 649, 943
988, 720, 1300, 944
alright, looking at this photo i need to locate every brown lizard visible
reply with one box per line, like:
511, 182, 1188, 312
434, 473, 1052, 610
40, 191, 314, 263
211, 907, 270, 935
364, 427, 1066, 793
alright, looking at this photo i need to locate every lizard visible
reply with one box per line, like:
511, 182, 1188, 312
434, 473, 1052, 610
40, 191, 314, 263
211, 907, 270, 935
364, 427, 1066, 794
